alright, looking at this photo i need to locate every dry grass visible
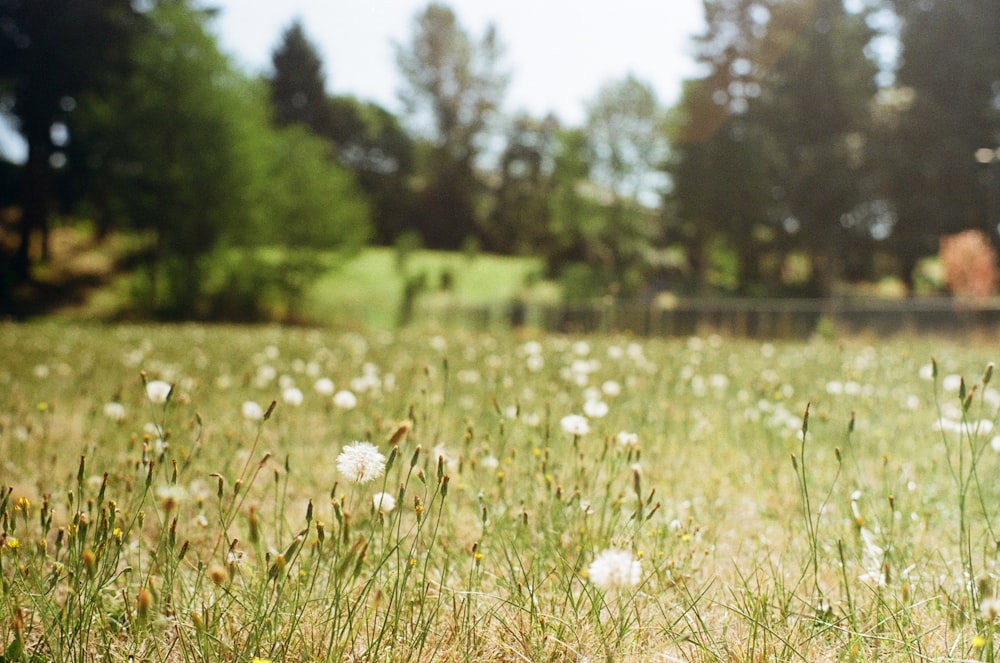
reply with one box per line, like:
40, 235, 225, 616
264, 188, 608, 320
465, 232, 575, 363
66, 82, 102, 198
1, 322, 999, 661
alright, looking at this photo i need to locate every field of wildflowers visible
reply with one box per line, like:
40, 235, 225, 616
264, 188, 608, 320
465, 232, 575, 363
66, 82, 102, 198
1, 322, 1000, 661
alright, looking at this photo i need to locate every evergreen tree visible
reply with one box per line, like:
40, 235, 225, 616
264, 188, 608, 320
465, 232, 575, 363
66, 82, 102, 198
878, 0, 1000, 289
268, 20, 332, 135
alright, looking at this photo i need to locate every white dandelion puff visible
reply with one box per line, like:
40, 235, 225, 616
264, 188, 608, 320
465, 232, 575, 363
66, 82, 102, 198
333, 390, 358, 410
145, 380, 172, 404
588, 548, 641, 592
560, 414, 590, 436
314, 377, 335, 396
242, 400, 264, 421
282, 387, 304, 406
103, 402, 126, 422
372, 491, 396, 512
615, 431, 638, 447
336, 441, 386, 484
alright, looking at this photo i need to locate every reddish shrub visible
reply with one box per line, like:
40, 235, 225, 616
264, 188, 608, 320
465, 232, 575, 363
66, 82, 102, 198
939, 229, 999, 298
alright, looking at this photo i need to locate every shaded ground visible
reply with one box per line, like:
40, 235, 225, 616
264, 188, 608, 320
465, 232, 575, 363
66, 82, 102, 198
1, 216, 143, 319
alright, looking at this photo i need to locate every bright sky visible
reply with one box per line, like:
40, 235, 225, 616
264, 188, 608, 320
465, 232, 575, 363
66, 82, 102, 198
0, 1, 706, 161
208, 0, 707, 126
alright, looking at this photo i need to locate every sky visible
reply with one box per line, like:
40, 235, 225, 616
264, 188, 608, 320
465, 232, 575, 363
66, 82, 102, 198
208, 0, 707, 126
0, 1, 707, 161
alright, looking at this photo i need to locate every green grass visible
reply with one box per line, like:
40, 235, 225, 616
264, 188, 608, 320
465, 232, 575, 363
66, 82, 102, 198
2, 322, 1000, 661
304, 248, 553, 329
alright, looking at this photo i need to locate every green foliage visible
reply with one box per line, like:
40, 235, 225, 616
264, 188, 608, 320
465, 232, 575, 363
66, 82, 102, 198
0, 0, 145, 280
75, 1, 371, 320
875, 0, 1000, 288
268, 20, 330, 133
395, 2, 507, 249
668, 0, 880, 296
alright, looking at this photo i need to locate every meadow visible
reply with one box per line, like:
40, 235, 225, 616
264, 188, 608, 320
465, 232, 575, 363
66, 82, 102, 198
1, 321, 999, 661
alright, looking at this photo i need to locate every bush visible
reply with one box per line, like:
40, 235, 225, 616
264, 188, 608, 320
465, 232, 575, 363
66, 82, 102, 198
938, 229, 999, 298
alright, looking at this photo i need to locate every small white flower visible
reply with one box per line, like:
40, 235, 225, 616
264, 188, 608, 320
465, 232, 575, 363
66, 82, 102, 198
103, 402, 126, 422
145, 380, 172, 404
560, 414, 590, 436
601, 380, 622, 397
942, 374, 963, 393
333, 390, 358, 410
583, 399, 609, 418
982, 597, 1000, 621
336, 441, 386, 484
242, 400, 264, 421
314, 377, 335, 396
282, 387, 304, 406
616, 431, 638, 447
588, 548, 641, 592
372, 491, 396, 512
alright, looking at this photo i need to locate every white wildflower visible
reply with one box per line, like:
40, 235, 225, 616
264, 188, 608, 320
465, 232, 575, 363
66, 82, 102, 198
145, 380, 172, 404
336, 441, 386, 484
372, 491, 396, 513
560, 414, 590, 436
103, 402, 126, 422
314, 377, 335, 396
615, 431, 638, 447
588, 548, 642, 592
333, 390, 358, 410
583, 399, 609, 418
282, 387, 304, 406
241, 400, 264, 421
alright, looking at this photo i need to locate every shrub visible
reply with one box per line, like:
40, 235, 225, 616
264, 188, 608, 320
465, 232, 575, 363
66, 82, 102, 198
938, 229, 999, 298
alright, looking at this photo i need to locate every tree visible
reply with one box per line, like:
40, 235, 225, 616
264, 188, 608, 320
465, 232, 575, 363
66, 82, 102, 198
755, 0, 879, 294
877, 0, 1000, 289
668, 0, 880, 295
394, 2, 507, 249
0, 0, 145, 281
573, 75, 668, 295
485, 112, 559, 254
667, 0, 800, 294
268, 19, 332, 134
80, 0, 369, 318
328, 95, 416, 245
586, 74, 668, 206
266, 22, 412, 246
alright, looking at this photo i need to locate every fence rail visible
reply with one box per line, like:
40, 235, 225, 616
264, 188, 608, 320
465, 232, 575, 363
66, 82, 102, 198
413, 296, 1000, 338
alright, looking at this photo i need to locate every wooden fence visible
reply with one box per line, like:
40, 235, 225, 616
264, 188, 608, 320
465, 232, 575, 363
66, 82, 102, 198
413, 296, 1000, 339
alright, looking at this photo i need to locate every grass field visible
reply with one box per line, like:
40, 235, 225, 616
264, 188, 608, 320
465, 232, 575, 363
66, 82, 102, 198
2, 322, 1000, 661
303, 248, 552, 329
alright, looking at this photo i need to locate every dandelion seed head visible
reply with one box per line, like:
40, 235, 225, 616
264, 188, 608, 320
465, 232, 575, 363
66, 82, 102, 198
333, 390, 358, 410
615, 431, 638, 447
103, 402, 126, 422
336, 441, 386, 484
982, 598, 1000, 621
145, 380, 172, 404
372, 491, 396, 512
282, 387, 304, 406
560, 414, 590, 436
242, 400, 264, 421
583, 399, 609, 418
587, 548, 641, 592
314, 377, 335, 396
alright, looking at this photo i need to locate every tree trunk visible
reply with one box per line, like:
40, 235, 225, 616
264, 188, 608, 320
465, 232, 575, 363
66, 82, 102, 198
14, 127, 52, 281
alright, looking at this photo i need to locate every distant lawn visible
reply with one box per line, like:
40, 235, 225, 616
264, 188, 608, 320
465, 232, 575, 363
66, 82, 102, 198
21, 225, 558, 327
305, 247, 557, 329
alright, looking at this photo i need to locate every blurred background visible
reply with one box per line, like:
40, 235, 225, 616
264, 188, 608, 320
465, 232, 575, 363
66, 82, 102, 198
1, 0, 998, 332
